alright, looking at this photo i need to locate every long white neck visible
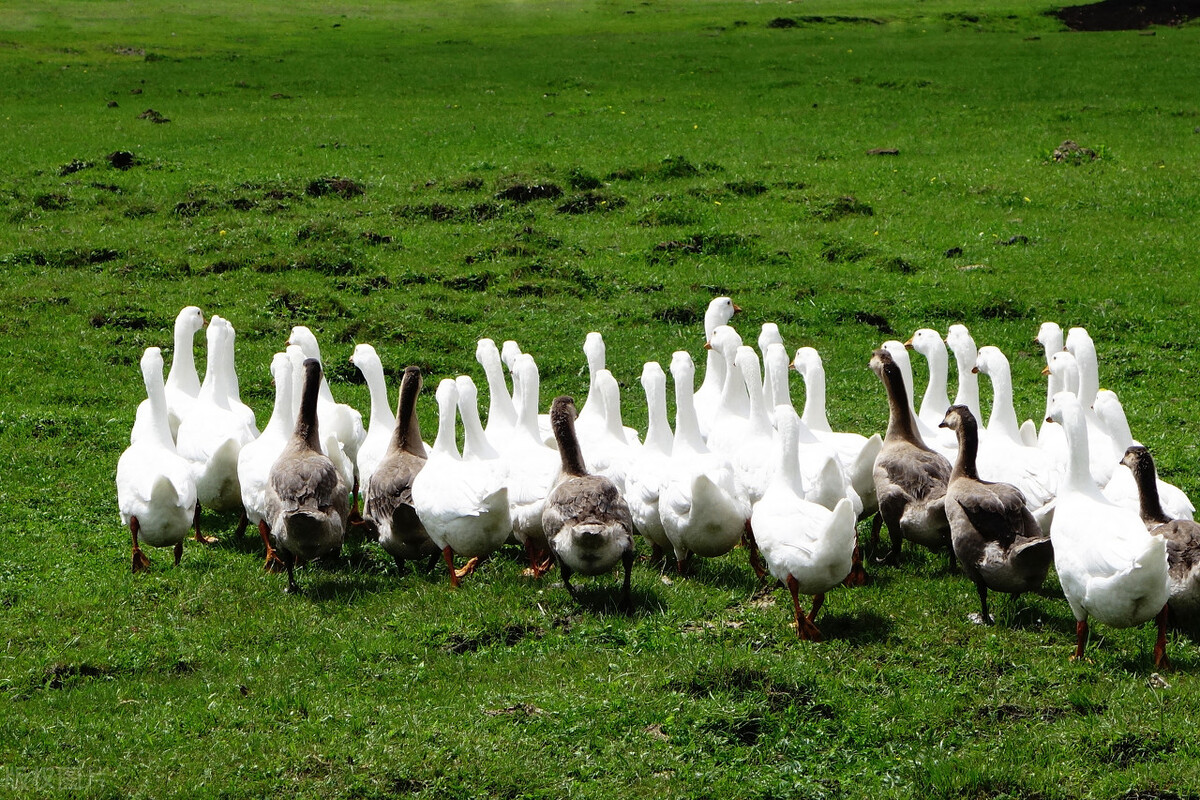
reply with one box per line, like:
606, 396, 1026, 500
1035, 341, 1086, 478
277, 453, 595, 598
358, 351, 394, 431
763, 344, 791, 416
796, 354, 830, 432
166, 313, 201, 397
456, 378, 499, 460
513, 357, 543, 442
717, 343, 749, 417
598, 371, 628, 440
641, 365, 673, 454
670, 355, 707, 456
431, 381, 461, 459
982, 361, 1020, 441
1068, 331, 1100, 407
917, 341, 950, 417
949, 344, 982, 423
223, 325, 242, 404
477, 341, 517, 432
1058, 396, 1103, 497
141, 350, 176, 451
737, 347, 774, 439
264, 355, 295, 439
577, 334, 605, 424
287, 346, 306, 423
773, 408, 804, 495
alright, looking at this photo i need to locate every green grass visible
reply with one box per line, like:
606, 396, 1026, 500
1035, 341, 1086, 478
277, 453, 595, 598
3, 1, 1200, 797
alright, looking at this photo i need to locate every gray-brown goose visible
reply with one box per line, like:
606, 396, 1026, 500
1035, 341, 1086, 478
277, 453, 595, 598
266, 358, 349, 593
364, 366, 439, 572
940, 405, 1053, 624
1120, 445, 1200, 622
542, 396, 636, 612
869, 348, 952, 564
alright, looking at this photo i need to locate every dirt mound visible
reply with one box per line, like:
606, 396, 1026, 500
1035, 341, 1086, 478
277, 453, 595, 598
1054, 0, 1200, 31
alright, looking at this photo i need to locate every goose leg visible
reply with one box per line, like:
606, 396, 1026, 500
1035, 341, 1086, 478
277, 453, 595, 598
233, 510, 248, 538
348, 476, 362, 523
868, 513, 883, 554
193, 503, 217, 544
282, 549, 300, 594
742, 521, 767, 581
786, 576, 822, 641
130, 517, 151, 573
560, 560, 576, 598
807, 592, 825, 624
259, 521, 285, 573
442, 546, 460, 588
455, 557, 481, 581
619, 547, 634, 614
974, 582, 994, 625
843, 544, 867, 587
1154, 604, 1170, 670
392, 554, 409, 575
422, 550, 441, 574
1070, 619, 1088, 661
649, 543, 665, 568
173, 539, 183, 567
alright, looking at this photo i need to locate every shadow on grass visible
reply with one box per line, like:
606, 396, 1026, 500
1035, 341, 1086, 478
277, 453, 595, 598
816, 609, 895, 643
560, 582, 662, 618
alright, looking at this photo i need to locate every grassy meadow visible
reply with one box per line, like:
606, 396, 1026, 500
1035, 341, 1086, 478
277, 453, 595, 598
2, 0, 1200, 796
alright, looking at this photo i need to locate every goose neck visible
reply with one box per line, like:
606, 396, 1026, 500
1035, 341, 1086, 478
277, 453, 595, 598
551, 399, 588, 477
672, 366, 707, 455
949, 418, 981, 481
983, 366, 1020, 440
799, 363, 830, 432
295, 362, 322, 450
394, 369, 426, 457
167, 316, 201, 396
882, 364, 923, 446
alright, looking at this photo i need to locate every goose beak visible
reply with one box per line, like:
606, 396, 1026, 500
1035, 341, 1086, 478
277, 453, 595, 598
1045, 415, 1053, 424
1041, 366, 1051, 376
971, 366, 980, 374
703, 342, 713, 351
903, 338, 914, 349
200, 314, 208, 327
732, 303, 743, 313
938, 421, 948, 429
788, 361, 797, 371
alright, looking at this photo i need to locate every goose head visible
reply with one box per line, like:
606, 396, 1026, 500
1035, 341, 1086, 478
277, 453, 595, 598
938, 404, 978, 435
945, 324, 976, 356
1036, 321, 1064, 353
1043, 350, 1080, 394
177, 305, 205, 334
475, 338, 501, 369
287, 325, 322, 362
906, 328, 945, 360
708, 325, 742, 360
1119, 444, 1155, 480
349, 342, 381, 372
583, 332, 606, 374
704, 297, 740, 342
758, 323, 783, 356
670, 350, 696, 386
972, 345, 1010, 378
501, 340, 523, 371
790, 346, 821, 378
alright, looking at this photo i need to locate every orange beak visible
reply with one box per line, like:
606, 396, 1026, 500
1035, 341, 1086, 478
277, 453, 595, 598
1041, 366, 1051, 376
903, 338, 914, 349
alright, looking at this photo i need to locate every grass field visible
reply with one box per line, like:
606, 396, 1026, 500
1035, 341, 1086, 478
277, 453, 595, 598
3, 1, 1200, 797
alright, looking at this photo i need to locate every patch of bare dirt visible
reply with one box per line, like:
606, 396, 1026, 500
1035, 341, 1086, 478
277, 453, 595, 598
1054, 0, 1200, 31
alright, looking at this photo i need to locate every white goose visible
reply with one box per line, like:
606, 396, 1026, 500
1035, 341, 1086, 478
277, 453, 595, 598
350, 343, 396, 506
791, 346, 882, 518
1046, 392, 1170, 667
236, 352, 293, 569
1097, 390, 1195, 520
411, 378, 511, 587
906, 328, 953, 432
118, 347, 198, 572
758, 322, 784, 407
973, 345, 1058, 531
175, 316, 258, 539
218, 317, 259, 436
693, 297, 739, 440
764, 344, 862, 516
751, 405, 856, 641
660, 351, 750, 573
624, 362, 674, 561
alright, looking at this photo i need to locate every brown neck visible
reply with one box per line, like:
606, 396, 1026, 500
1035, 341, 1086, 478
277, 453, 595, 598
1129, 453, 1170, 525
948, 413, 979, 481
394, 366, 426, 457
881, 362, 925, 447
550, 396, 588, 477
295, 359, 322, 450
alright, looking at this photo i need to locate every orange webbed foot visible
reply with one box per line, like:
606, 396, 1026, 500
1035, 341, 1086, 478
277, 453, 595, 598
132, 548, 151, 574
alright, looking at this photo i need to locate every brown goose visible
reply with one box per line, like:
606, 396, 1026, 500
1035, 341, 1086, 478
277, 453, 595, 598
266, 358, 349, 593
364, 366, 439, 573
542, 396, 636, 612
940, 405, 1053, 624
1120, 445, 1200, 622
869, 348, 952, 564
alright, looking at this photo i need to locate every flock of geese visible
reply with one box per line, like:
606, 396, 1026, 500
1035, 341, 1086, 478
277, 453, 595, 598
116, 299, 1200, 665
